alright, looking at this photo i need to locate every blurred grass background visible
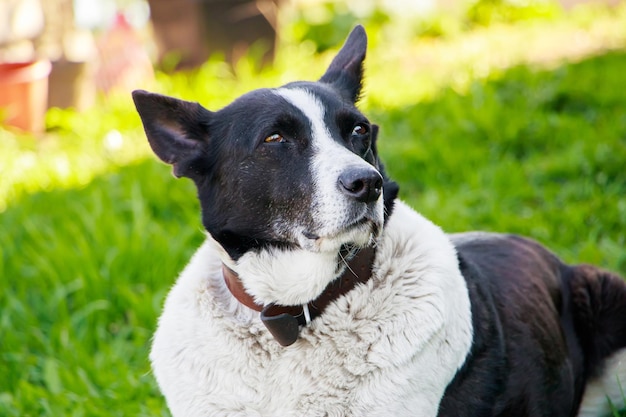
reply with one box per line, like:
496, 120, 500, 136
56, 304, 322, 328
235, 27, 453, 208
1, 0, 626, 415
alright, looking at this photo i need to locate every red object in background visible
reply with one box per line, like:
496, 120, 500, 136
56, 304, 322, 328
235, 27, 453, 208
0, 59, 51, 133
95, 12, 153, 94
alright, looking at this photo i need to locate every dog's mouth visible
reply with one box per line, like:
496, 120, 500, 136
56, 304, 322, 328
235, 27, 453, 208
300, 214, 381, 253
303, 216, 370, 240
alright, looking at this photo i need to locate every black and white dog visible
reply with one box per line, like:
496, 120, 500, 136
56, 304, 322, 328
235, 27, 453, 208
133, 26, 626, 417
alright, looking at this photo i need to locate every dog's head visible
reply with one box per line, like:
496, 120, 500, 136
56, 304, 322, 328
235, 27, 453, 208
133, 26, 398, 306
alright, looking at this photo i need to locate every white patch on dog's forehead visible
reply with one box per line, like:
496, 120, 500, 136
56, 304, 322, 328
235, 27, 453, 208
274, 88, 327, 138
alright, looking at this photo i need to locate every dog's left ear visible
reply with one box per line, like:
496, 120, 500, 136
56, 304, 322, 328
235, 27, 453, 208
132, 90, 213, 178
319, 25, 367, 103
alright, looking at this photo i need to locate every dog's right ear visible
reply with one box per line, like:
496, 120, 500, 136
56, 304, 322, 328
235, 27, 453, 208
132, 90, 213, 178
319, 25, 367, 103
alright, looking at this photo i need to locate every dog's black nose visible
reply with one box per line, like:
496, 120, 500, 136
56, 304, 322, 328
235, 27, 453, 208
338, 168, 383, 203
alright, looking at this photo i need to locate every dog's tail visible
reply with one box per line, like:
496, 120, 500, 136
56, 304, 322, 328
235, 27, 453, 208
570, 264, 626, 375
570, 264, 626, 415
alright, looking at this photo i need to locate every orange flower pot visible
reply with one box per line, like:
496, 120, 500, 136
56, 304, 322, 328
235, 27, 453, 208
0, 60, 52, 133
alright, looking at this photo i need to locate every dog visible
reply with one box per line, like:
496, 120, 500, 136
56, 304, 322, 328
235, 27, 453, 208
133, 25, 626, 417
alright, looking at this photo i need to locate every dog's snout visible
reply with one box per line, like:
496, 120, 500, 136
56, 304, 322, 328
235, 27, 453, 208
338, 168, 383, 203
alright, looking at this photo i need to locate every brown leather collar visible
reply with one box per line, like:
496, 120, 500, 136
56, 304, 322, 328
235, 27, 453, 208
222, 246, 376, 346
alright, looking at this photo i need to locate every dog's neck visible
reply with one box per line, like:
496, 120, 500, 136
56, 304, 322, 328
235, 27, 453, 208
222, 246, 376, 347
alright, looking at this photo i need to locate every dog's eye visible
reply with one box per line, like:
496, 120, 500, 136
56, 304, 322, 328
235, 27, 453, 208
264, 133, 286, 143
352, 124, 369, 136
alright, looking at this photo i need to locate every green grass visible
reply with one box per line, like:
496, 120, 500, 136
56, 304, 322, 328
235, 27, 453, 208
0, 161, 202, 416
1, 6, 626, 416
375, 54, 626, 271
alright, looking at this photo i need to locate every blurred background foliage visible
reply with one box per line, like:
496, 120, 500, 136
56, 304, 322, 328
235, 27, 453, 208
288, 0, 563, 48
1, 0, 626, 415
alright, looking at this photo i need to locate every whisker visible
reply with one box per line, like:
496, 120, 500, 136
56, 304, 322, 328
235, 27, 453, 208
338, 250, 358, 279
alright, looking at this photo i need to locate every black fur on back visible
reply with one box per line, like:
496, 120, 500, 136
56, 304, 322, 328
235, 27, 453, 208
440, 233, 626, 417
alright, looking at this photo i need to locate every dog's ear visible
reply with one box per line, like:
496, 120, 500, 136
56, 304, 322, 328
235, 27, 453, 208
319, 25, 367, 103
132, 90, 213, 178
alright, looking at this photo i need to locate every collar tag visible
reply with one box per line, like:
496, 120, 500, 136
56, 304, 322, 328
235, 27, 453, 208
260, 304, 302, 347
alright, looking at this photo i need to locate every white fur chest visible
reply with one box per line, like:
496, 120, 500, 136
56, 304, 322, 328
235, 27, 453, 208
150, 201, 473, 417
